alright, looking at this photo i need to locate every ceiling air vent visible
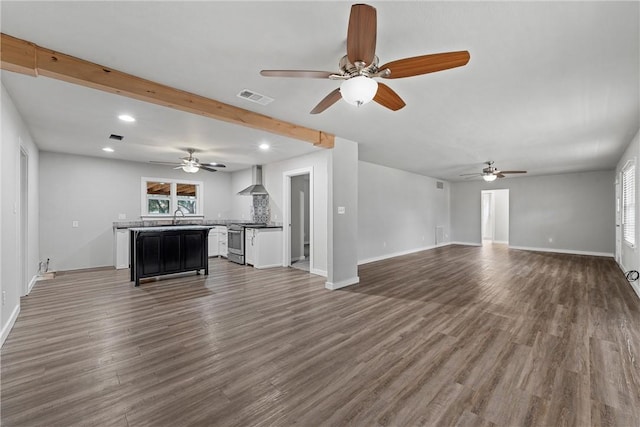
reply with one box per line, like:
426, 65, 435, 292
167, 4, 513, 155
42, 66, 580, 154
109, 134, 124, 141
436, 181, 444, 189
237, 89, 274, 106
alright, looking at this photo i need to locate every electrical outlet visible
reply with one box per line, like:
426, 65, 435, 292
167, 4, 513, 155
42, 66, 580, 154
72, 221, 79, 228
2, 291, 6, 306
118, 213, 126, 220
338, 206, 346, 214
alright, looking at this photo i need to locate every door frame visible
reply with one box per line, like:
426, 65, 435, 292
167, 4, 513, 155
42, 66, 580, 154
282, 167, 313, 269
19, 146, 29, 296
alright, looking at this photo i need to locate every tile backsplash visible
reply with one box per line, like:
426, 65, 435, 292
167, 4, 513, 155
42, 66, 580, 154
251, 194, 270, 223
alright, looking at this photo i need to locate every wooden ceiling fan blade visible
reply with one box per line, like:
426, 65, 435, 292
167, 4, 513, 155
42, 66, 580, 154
310, 88, 342, 114
380, 51, 470, 79
260, 70, 335, 79
499, 170, 527, 174
373, 83, 406, 111
198, 166, 218, 172
347, 4, 377, 66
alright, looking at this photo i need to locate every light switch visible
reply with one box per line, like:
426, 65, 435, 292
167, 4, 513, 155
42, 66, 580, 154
337, 206, 346, 214
72, 221, 79, 228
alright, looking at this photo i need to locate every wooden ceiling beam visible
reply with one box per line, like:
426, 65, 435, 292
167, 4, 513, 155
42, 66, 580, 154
0, 33, 335, 149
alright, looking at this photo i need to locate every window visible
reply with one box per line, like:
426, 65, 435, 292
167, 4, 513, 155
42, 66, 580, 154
622, 160, 635, 247
142, 178, 203, 217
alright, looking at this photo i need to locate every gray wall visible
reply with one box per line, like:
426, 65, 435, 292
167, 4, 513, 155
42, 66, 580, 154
327, 138, 359, 288
39, 151, 232, 271
358, 161, 451, 263
452, 171, 615, 255
1, 84, 40, 345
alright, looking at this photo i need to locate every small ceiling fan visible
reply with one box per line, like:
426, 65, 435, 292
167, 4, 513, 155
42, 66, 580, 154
149, 149, 226, 173
260, 3, 470, 114
460, 161, 527, 182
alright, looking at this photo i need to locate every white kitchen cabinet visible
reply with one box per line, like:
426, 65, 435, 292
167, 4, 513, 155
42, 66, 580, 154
218, 226, 228, 258
208, 228, 219, 257
245, 228, 282, 268
114, 228, 130, 269
209, 226, 228, 258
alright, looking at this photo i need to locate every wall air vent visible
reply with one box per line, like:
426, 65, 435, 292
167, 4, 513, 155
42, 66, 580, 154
436, 181, 444, 189
237, 89, 274, 106
109, 134, 124, 141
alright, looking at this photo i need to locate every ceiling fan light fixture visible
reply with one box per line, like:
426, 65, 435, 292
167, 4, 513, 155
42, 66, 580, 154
482, 173, 497, 182
182, 163, 199, 173
340, 76, 378, 107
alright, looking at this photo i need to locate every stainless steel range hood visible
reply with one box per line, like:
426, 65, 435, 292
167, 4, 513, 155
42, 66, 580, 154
237, 165, 268, 195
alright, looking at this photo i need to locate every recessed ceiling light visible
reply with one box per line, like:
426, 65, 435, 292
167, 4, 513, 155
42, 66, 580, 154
118, 114, 135, 122
102, 147, 114, 153
259, 143, 270, 150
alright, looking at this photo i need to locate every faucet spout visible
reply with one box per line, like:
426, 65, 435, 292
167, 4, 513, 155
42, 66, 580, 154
172, 208, 185, 225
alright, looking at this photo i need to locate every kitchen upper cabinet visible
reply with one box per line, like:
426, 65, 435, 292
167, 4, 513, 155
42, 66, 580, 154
245, 228, 282, 268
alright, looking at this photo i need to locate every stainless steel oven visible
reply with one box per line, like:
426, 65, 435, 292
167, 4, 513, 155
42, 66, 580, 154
227, 225, 245, 264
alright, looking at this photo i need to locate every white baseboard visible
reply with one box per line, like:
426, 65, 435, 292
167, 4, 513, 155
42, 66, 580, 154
255, 263, 283, 269
310, 268, 327, 277
493, 240, 509, 244
450, 241, 482, 247
28, 274, 39, 294
325, 276, 360, 290
358, 242, 452, 266
508, 245, 613, 258
1, 304, 20, 348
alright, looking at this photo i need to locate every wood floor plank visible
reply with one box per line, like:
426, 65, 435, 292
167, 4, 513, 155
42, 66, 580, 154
2, 244, 639, 426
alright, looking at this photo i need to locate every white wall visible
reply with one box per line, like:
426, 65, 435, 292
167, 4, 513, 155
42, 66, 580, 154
1, 84, 40, 345
39, 151, 232, 271
616, 129, 640, 298
358, 161, 451, 264
230, 167, 253, 220
451, 171, 615, 255
259, 150, 330, 276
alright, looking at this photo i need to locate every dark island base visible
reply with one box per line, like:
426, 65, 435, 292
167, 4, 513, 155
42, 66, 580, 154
129, 227, 211, 286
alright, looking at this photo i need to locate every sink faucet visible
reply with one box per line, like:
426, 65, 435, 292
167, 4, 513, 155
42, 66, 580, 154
172, 208, 185, 225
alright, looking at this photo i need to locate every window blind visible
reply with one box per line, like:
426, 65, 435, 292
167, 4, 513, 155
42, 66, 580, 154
622, 162, 636, 246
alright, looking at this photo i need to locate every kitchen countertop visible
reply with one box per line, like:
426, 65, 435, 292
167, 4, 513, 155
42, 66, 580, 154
114, 220, 283, 230
128, 225, 215, 232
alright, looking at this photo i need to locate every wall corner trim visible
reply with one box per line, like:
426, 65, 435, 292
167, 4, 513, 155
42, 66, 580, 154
28, 274, 39, 294
1, 304, 21, 347
311, 268, 327, 277
325, 276, 360, 290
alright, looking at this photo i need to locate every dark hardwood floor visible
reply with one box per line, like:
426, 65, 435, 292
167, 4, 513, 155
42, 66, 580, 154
2, 244, 639, 426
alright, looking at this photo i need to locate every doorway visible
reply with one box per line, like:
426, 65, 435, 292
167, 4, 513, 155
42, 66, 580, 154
481, 189, 509, 245
20, 147, 29, 295
283, 168, 313, 273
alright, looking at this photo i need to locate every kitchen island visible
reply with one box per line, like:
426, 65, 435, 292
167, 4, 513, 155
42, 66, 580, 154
129, 225, 213, 286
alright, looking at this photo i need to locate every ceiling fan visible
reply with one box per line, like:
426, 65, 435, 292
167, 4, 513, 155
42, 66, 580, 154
260, 3, 470, 114
460, 161, 527, 182
149, 149, 226, 173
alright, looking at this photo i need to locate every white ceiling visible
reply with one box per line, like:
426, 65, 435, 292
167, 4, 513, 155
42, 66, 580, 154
1, 1, 638, 180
